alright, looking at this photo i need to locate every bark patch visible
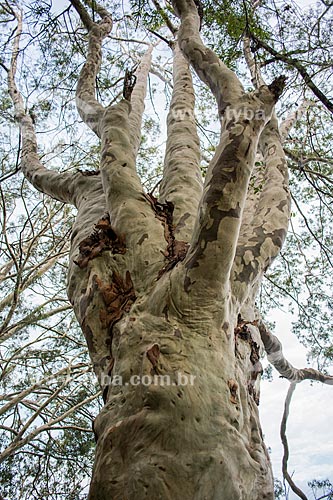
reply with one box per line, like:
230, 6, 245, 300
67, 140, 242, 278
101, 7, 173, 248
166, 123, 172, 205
228, 379, 239, 405
235, 226, 287, 282
146, 343, 160, 374
74, 213, 126, 268
235, 316, 263, 406
96, 271, 136, 332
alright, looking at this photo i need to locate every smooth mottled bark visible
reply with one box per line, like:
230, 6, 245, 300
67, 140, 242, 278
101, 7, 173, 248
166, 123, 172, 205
6, 0, 332, 499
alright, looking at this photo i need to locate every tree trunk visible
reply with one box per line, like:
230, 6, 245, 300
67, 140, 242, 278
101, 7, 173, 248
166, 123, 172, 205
85, 288, 274, 500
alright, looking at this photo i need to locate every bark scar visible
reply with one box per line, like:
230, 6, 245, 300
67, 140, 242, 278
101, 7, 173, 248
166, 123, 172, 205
228, 379, 239, 405
74, 213, 126, 268
146, 343, 160, 374
235, 315, 263, 405
96, 271, 136, 332
95, 271, 136, 403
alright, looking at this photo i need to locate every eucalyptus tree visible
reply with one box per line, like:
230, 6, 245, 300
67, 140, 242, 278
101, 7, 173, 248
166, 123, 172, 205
0, 0, 333, 499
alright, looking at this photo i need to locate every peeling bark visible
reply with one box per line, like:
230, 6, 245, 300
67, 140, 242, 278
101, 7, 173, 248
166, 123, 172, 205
74, 213, 126, 269
143, 192, 189, 278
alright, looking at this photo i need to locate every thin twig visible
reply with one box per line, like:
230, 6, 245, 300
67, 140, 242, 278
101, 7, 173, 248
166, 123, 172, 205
280, 383, 308, 500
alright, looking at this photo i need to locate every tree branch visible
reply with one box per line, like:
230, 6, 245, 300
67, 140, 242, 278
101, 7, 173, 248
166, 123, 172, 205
258, 320, 333, 384
0, 305, 72, 344
98, 99, 167, 293
280, 383, 309, 500
151, 0, 177, 35
252, 35, 333, 114
6, 7, 77, 203
0, 384, 100, 463
159, 42, 202, 242
232, 116, 290, 300
168, 0, 285, 305
243, 31, 265, 89
70, 0, 112, 136
171, 0, 244, 116
0, 363, 88, 418
69, 0, 94, 30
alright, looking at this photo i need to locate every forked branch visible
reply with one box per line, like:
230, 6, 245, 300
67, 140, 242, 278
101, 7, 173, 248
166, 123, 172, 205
169, 0, 285, 302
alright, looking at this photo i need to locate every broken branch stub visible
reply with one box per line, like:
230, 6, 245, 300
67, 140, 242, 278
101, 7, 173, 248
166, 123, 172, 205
123, 69, 137, 101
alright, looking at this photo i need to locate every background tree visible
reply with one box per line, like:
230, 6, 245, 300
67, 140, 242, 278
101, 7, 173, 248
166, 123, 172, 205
0, 0, 332, 499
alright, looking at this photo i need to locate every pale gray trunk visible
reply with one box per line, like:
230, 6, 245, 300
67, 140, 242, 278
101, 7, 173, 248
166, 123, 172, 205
84, 293, 273, 500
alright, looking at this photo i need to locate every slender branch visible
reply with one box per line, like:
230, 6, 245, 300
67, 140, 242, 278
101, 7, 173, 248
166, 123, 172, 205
0, 363, 88, 417
69, 0, 93, 30
128, 45, 154, 157
285, 149, 333, 171
0, 305, 72, 344
6, 7, 77, 203
151, 0, 177, 35
159, 42, 202, 241
0, 249, 68, 313
280, 383, 309, 500
147, 28, 172, 46
243, 29, 265, 89
258, 320, 333, 384
0, 388, 101, 463
252, 35, 333, 114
